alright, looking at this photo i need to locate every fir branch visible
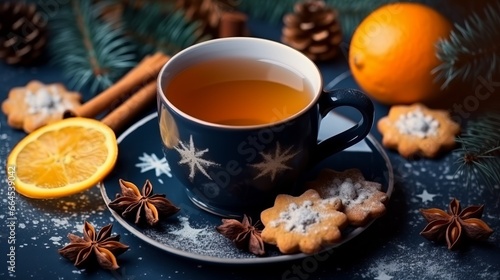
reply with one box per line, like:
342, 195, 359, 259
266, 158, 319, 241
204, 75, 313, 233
237, 0, 399, 38
454, 111, 500, 194
237, 0, 296, 24
325, 0, 399, 37
434, 2, 500, 89
121, 1, 211, 57
49, 0, 137, 94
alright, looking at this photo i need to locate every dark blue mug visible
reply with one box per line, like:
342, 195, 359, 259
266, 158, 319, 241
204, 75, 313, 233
157, 38, 374, 217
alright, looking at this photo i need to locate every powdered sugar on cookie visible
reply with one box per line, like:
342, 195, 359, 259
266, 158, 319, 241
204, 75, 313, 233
2, 81, 82, 132
327, 178, 379, 206
270, 198, 341, 234
395, 108, 440, 139
261, 189, 347, 254
271, 201, 318, 233
25, 86, 76, 116
307, 168, 388, 226
377, 103, 460, 158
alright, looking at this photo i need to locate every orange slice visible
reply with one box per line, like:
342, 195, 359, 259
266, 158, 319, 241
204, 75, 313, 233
7, 117, 118, 198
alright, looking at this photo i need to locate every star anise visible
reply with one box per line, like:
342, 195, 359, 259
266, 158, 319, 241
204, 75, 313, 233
419, 198, 494, 250
216, 214, 266, 256
108, 179, 180, 226
58, 221, 129, 270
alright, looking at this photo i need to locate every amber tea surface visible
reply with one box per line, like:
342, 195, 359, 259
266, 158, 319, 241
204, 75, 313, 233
165, 58, 314, 126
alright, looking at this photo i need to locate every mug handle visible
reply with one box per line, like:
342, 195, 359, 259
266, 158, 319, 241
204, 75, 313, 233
312, 88, 375, 164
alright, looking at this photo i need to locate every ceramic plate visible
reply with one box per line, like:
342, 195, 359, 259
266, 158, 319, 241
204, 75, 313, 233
99, 112, 394, 264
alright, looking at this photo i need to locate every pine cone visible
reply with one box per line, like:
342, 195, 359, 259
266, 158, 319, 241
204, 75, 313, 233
0, 2, 48, 65
176, 0, 221, 37
282, 0, 342, 61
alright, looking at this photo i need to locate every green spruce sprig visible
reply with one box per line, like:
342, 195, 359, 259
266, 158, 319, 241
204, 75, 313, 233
454, 111, 500, 195
237, 0, 296, 24
120, 2, 211, 57
238, 0, 399, 38
434, 2, 500, 89
324, 0, 399, 38
49, 0, 137, 94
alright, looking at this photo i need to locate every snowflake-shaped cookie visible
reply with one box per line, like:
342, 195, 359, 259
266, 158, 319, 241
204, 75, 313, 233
260, 189, 347, 254
307, 168, 388, 226
377, 103, 460, 158
1, 81, 82, 133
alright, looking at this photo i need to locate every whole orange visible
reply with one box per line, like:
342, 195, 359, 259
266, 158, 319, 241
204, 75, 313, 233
348, 3, 452, 105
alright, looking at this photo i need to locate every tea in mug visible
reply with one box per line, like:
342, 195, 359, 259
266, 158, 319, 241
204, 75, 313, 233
165, 58, 314, 126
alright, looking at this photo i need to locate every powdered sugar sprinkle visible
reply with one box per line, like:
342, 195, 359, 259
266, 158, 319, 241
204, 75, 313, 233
24, 86, 75, 116
395, 108, 439, 138
327, 178, 377, 206
270, 201, 321, 234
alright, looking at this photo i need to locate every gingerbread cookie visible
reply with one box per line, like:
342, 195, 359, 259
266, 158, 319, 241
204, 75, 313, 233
1, 80, 82, 133
307, 168, 388, 226
260, 189, 347, 254
377, 103, 460, 158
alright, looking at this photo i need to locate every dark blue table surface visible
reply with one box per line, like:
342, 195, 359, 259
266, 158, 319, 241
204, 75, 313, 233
0, 19, 499, 280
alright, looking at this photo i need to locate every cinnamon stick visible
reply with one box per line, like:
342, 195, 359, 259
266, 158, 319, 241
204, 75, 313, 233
101, 81, 157, 133
64, 52, 169, 118
218, 11, 249, 37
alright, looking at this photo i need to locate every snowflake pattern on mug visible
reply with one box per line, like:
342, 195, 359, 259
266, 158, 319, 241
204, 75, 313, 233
135, 152, 172, 177
250, 142, 299, 181
174, 135, 220, 181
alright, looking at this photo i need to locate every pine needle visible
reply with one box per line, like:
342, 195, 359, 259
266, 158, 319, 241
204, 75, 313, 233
49, 0, 137, 94
325, 0, 402, 37
434, 2, 500, 89
238, 0, 401, 38
121, 1, 211, 57
238, 0, 296, 24
454, 111, 500, 195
